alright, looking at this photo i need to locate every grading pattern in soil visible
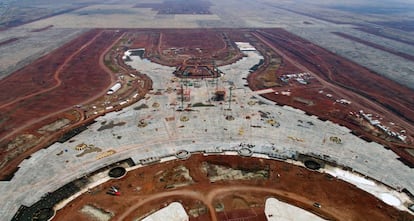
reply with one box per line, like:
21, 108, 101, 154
0, 29, 152, 179
246, 28, 414, 165
127, 29, 244, 68
0, 30, 118, 175
53, 154, 414, 221
0, 30, 114, 138
1, 27, 414, 186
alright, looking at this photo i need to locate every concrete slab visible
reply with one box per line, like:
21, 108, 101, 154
0, 39, 413, 220
265, 198, 326, 221
142, 202, 188, 221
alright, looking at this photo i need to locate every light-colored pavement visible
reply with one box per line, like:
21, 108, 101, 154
265, 198, 326, 221
0, 47, 413, 220
141, 202, 188, 221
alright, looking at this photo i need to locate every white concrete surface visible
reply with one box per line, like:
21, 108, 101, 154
0, 41, 413, 221
265, 198, 326, 221
323, 166, 412, 212
141, 202, 188, 221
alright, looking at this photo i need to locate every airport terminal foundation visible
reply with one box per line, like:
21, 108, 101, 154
1, 28, 414, 221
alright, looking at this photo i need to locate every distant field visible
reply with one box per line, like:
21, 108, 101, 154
0, 5, 89, 29
373, 20, 414, 32
134, 0, 212, 14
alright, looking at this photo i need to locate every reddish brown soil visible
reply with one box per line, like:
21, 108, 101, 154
165, 30, 221, 47
161, 30, 224, 57
128, 32, 152, 49
0, 30, 122, 141
0, 30, 101, 105
0, 109, 87, 180
0, 29, 137, 179
256, 29, 414, 124
53, 154, 413, 221
333, 32, 414, 62
248, 28, 414, 164
127, 29, 244, 72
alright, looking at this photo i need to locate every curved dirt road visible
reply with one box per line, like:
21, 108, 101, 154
253, 31, 414, 137
0, 31, 125, 143
114, 185, 337, 221
0, 31, 126, 179
0, 31, 103, 109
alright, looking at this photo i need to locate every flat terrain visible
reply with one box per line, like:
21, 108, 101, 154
54, 154, 413, 221
0, 30, 116, 167
2, 46, 413, 220
1, 1, 414, 220
134, 0, 212, 15
127, 29, 243, 67
0, 27, 86, 79
126, 28, 414, 163
332, 32, 414, 62
248, 29, 414, 164
2, 1, 414, 86
0, 29, 152, 177
0, 1, 95, 29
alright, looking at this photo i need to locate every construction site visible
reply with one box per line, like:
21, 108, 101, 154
0, 28, 413, 221
0, 29, 152, 179
247, 29, 414, 165
52, 154, 412, 221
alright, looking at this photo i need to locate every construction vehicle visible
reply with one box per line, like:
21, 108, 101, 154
106, 186, 121, 196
